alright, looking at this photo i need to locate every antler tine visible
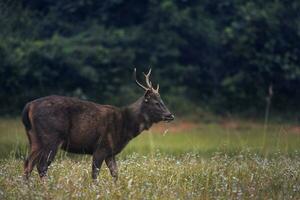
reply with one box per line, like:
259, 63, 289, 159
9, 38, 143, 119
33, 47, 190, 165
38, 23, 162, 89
154, 84, 159, 93
134, 68, 148, 91
143, 68, 152, 88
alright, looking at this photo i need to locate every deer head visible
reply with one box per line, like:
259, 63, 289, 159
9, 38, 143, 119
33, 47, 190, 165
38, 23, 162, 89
134, 68, 175, 123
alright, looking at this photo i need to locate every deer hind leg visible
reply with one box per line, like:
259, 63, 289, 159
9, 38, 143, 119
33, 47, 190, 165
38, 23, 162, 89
24, 150, 41, 179
36, 142, 59, 179
105, 156, 118, 181
24, 130, 41, 179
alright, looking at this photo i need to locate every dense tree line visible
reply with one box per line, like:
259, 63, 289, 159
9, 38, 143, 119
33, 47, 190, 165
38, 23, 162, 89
0, 0, 300, 116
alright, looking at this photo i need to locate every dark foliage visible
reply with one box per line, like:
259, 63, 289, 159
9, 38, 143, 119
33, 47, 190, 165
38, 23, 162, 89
1, 0, 300, 116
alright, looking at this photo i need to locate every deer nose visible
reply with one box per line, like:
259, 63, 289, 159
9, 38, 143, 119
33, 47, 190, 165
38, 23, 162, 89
169, 114, 175, 120
164, 113, 175, 121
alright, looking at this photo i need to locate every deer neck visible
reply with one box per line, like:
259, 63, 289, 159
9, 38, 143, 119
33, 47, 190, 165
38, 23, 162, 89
122, 97, 153, 139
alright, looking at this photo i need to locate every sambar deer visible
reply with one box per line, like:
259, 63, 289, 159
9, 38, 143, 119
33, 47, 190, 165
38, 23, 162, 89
22, 69, 174, 180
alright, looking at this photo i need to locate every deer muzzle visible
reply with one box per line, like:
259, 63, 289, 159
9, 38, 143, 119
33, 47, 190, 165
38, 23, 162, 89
163, 113, 175, 122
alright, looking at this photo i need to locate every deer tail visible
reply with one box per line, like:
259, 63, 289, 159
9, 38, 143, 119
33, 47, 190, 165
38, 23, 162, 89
22, 103, 32, 131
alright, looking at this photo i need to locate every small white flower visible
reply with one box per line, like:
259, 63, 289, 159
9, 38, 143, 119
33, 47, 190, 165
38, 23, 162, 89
128, 178, 133, 189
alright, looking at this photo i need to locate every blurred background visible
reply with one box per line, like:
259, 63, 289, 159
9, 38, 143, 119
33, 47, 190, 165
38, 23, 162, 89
1, 0, 300, 119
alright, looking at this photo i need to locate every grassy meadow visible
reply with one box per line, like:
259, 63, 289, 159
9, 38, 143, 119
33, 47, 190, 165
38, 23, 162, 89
0, 118, 299, 199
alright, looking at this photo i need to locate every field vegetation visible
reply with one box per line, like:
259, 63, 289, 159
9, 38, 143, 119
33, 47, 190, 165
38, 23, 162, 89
0, 118, 299, 199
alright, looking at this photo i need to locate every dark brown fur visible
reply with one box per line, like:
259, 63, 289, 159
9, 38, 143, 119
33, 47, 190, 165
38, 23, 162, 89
22, 90, 174, 180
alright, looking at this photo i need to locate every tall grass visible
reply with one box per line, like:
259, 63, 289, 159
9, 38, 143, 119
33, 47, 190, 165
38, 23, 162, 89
0, 153, 299, 199
0, 118, 299, 199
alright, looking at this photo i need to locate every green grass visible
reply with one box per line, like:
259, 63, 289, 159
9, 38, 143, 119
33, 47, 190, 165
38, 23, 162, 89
0, 118, 300, 199
124, 123, 300, 157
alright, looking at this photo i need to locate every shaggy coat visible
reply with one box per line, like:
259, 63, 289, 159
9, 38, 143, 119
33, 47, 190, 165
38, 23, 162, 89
23, 89, 174, 180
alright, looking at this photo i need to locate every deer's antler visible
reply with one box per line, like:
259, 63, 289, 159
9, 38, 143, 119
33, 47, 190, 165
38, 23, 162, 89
134, 68, 159, 93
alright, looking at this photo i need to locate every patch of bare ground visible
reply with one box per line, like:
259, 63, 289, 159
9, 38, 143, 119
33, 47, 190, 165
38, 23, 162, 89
220, 119, 264, 130
287, 126, 300, 135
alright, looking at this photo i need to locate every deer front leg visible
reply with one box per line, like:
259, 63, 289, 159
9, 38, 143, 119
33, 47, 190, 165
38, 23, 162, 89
92, 149, 107, 180
105, 156, 118, 181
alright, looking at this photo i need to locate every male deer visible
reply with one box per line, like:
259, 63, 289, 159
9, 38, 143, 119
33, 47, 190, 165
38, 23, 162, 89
22, 69, 174, 180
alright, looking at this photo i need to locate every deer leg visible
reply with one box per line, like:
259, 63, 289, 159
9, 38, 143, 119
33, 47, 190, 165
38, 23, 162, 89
105, 156, 118, 181
92, 149, 107, 180
24, 130, 41, 180
36, 145, 59, 179
24, 149, 41, 179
